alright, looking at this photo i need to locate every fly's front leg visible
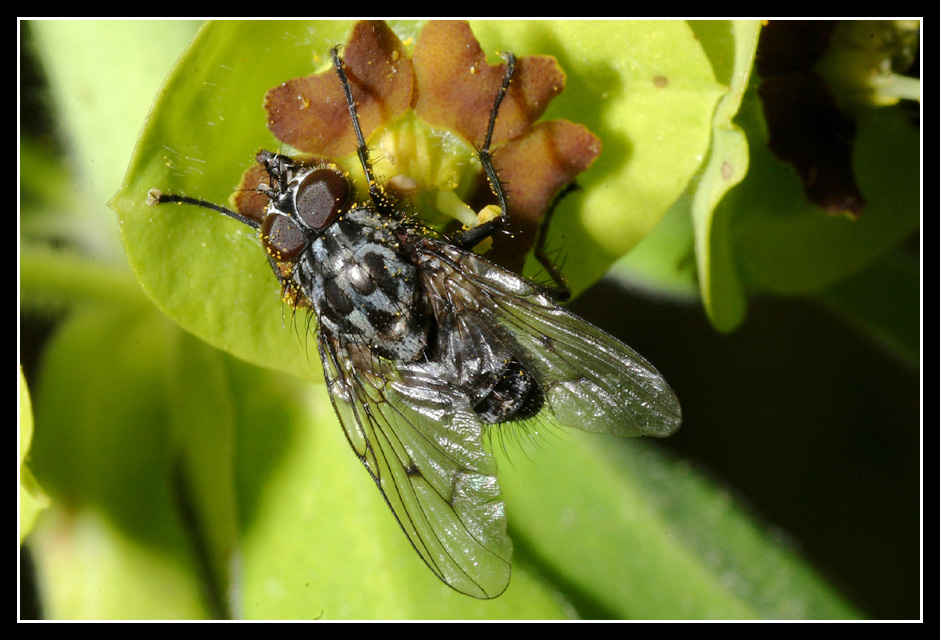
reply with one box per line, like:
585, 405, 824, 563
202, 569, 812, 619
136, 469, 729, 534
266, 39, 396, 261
330, 46, 396, 216
452, 51, 573, 300
451, 51, 516, 251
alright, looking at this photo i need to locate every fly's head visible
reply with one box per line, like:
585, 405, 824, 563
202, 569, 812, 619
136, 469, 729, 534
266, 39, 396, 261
253, 151, 351, 265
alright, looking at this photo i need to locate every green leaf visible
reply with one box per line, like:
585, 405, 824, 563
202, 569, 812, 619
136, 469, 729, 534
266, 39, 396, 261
688, 20, 762, 331
501, 431, 860, 619
614, 20, 761, 304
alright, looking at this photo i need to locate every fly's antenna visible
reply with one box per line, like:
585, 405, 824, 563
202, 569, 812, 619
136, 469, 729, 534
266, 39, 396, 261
147, 189, 262, 230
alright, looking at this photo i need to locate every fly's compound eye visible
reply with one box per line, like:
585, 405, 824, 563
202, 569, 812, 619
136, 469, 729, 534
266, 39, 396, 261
294, 166, 350, 231
262, 213, 306, 262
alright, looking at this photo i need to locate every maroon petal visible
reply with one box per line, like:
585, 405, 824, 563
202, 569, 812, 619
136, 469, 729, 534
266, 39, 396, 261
265, 21, 414, 158
412, 21, 566, 148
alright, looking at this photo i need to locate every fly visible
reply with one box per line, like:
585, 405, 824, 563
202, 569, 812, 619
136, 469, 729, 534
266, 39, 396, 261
148, 45, 681, 599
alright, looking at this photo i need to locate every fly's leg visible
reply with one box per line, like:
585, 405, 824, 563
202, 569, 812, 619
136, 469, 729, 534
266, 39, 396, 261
330, 46, 398, 217
452, 51, 573, 300
532, 183, 577, 302
451, 52, 516, 251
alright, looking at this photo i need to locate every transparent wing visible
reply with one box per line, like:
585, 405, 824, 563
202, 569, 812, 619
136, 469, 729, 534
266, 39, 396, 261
318, 332, 512, 599
417, 239, 682, 438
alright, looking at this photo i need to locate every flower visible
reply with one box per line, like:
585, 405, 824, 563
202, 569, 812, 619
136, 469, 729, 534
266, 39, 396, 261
238, 20, 601, 273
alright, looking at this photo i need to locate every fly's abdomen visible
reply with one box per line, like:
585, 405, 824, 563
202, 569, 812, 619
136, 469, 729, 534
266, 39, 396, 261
299, 208, 427, 362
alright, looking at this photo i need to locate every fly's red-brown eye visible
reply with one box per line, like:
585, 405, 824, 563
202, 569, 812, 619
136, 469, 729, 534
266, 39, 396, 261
262, 213, 306, 262
294, 167, 350, 231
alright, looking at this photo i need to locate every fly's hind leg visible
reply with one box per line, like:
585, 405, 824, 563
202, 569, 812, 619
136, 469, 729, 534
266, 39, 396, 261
532, 183, 577, 302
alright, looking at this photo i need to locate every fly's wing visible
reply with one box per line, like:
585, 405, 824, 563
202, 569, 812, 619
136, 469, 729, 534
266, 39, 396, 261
419, 240, 682, 438
318, 332, 512, 599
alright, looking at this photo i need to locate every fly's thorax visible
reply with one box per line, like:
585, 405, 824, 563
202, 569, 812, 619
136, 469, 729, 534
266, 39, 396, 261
296, 207, 428, 362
